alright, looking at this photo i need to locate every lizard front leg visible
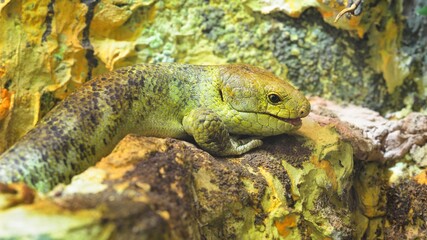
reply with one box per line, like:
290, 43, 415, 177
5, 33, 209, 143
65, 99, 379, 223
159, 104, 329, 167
182, 108, 263, 156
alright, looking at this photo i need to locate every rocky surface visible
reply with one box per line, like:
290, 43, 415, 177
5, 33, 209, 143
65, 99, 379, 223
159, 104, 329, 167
309, 97, 427, 162
1, 98, 426, 239
0, 114, 355, 239
1, 0, 426, 151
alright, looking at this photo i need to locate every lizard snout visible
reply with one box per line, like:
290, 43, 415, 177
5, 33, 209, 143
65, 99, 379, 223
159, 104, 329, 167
298, 101, 311, 118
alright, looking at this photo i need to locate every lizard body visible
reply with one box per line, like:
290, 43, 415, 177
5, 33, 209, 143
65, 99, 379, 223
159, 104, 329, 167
0, 64, 310, 192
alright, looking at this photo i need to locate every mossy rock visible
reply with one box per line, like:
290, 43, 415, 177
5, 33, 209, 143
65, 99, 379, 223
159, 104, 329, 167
0, 118, 355, 239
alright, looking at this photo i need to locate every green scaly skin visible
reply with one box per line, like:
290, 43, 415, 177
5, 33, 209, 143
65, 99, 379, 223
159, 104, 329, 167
0, 64, 310, 192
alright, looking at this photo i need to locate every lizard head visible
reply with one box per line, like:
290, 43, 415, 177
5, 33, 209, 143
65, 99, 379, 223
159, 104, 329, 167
218, 64, 310, 136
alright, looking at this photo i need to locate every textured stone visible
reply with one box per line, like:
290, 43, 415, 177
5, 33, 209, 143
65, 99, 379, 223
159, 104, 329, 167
0, 117, 354, 239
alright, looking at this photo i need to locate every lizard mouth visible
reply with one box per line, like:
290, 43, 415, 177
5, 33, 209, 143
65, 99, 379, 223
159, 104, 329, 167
267, 114, 302, 127
228, 106, 303, 127
282, 117, 302, 126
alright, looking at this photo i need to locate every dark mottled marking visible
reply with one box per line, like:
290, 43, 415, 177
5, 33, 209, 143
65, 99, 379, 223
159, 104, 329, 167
30, 175, 37, 186
53, 155, 61, 164
68, 162, 75, 173
17, 167, 24, 176
90, 145, 96, 155
146, 99, 151, 106
79, 144, 86, 154
91, 81, 100, 91
89, 113, 99, 125
128, 79, 137, 86
41, 153, 48, 162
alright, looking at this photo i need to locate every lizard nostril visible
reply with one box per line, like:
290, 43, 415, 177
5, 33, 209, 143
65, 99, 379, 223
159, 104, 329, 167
299, 105, 310, 117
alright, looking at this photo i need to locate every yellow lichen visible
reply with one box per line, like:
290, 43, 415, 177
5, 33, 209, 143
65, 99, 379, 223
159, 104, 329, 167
275, 213, 298, 238
0, 89, 12, 121
0, 202, 113, 239
368, 18, 410, 93
354, 163, 385, 218
414, 171, 427, 185
246, 0, 319, 17
315, 159, 338, 191
91, 2, 135, 37
92, 39, 135, 71
298, 118, 340, 157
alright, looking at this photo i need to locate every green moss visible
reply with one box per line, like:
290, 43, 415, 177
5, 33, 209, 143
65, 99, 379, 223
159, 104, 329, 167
201, 7, 226, 41
124, 0, 425, 113
126, 1, 425, 113
270, 10, 378, 105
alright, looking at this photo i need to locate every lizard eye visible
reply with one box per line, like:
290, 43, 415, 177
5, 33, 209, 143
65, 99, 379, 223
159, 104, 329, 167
267, 93, 282, 104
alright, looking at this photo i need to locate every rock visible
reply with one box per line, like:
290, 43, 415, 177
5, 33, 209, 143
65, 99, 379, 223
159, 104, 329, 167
1, 98, 426, 239
309, 97, 427, 162
0, 118, 355, 239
